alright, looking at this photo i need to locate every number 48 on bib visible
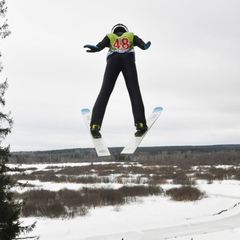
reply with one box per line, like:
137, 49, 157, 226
113, 37, 131, 50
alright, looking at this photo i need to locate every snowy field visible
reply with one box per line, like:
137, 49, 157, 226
13, 163, 240, 240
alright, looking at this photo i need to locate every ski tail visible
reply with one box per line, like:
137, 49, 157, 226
121, 107, 163, 154
81, 108, 111, 157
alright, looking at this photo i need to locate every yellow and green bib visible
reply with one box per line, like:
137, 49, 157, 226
107, 32, 135, 57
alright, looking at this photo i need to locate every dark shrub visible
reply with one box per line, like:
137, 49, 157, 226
166, 186, 205, 201
21, 189, 65, 218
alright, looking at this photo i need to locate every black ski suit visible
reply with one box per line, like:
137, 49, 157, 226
87, 33, 149, 129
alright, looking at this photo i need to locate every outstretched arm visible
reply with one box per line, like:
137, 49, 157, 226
83, 44, 99, 52
134, 35, 151, 50
84, 36, 110, 53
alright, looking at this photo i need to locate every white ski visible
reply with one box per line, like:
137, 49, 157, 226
81, 108, 111, 157
121, 107, 163, 154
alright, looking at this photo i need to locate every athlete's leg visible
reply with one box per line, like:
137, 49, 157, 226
90, 55, 121, 128
121, 54, 147, 125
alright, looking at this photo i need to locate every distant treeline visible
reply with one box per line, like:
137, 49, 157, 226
9, 145, 240, 165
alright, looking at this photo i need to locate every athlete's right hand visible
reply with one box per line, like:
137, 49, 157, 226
84, 45, 99, 52
143, 41, 151, 50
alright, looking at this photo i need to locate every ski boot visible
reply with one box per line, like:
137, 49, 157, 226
135, 122, 148, 137
90, 124, 102, 139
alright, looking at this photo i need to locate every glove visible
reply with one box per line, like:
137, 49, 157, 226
84, 44, 99, 53
143, 41, 151, 50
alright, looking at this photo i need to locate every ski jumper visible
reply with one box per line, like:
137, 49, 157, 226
84, 29, 151, 136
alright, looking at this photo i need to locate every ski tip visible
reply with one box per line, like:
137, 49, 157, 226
154, 106, 163, 112
81, 108, 90, 114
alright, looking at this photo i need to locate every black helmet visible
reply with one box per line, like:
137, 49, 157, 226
111, 23, 128, 34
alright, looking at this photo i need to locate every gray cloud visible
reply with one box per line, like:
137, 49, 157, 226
3, 0, 240, 151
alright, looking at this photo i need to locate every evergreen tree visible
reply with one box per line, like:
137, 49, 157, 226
0, 1, 38, 239
0, 82, 21, 240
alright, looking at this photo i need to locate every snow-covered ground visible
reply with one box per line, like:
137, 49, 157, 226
15, 164, 240, 240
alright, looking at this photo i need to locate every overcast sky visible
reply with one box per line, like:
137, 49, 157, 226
1, 0, 240, 152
